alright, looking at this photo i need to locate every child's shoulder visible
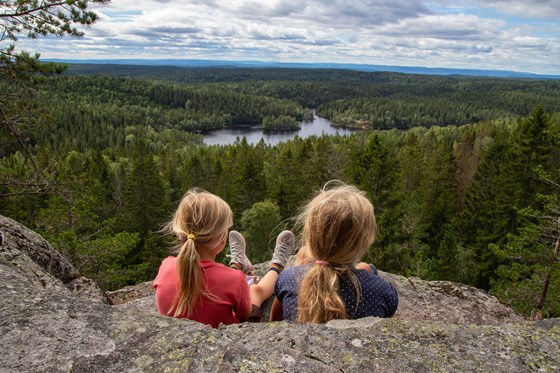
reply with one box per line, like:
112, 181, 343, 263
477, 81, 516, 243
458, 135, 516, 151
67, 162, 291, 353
353, 267, 384, 280
154, 256, 178, 285
158, 256, 177, 269
279, 264, 310, 280
352, 268, 397, 293
202, 261, 247, 280
284, 264, 310, 273
201, 260, 235, 271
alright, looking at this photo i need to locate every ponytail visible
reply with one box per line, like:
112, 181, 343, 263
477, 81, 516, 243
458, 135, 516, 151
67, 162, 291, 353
170, 238, 203, 317
297, 265, 347, 323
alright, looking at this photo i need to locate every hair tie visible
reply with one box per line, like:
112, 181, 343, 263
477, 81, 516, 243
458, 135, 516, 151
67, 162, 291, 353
315, 260, 329, 267
187, 234, 196, 241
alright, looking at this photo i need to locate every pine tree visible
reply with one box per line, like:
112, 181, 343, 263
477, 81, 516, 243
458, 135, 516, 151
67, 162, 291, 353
1, 0, 110, 197
488, 107, 559, 317
220, 137, 266, 220
265, 140, 309, 220
490, 202, 560, 318
120, 139, 170, 237
458, 107, 556, 289
349, 132, 409, 273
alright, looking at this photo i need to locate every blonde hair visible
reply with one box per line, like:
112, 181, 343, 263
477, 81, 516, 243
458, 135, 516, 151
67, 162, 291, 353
296, 182, 377, 323
164, 188, 233, 318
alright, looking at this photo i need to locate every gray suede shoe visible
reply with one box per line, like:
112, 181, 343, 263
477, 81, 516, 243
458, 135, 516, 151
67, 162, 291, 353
227, 230, 253, 273
271, 230, 295, 268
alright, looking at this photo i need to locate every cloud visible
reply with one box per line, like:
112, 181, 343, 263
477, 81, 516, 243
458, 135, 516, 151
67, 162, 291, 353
183, 0, 432, 25
472, 0, 560, 19
234, 0, 309, 17
132, 26, 202, 39
11, 0, 556, 74
376, 13, 502, 41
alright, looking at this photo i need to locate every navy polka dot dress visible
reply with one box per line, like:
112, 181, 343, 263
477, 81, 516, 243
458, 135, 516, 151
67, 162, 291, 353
274, 264, 398, 322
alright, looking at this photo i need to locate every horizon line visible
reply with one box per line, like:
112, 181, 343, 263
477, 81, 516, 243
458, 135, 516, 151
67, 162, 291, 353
45, 58, 560, 80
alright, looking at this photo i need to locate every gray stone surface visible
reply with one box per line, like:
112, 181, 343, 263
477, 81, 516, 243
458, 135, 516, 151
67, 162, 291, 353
0, 215, 107, 304
1, 214, 559, 372
382, 271, 524, 324
107, 280, 155, 305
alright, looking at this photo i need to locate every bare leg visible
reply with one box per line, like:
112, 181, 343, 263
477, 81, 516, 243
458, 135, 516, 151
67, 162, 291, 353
249, 230, 295, 307
249, 270, 278, 307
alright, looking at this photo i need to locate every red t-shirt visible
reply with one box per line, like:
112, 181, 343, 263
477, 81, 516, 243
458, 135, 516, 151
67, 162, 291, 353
153, 256, 251, 328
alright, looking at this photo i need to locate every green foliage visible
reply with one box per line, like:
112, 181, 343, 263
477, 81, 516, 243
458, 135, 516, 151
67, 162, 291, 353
1, 1, 109, 42
36, 197, 146, 291
264, 139, 320, 219
262, 115, 300, 130
59, 66, 560, 130
240, 200, 283, 264
62, 65, 560, 123
39, 75, 311, 134
317, 80, 560, 129
221, 137, 267, 219
2, 66, 560, 319
349, 132, 406, 272
490, 203, 560, 318
1, 0, 109, 109
73, 230, 146, 291
453, 107, 557, 289
117, 138, 171, 236
138, 230, 170, 282
1, 0, 109, 197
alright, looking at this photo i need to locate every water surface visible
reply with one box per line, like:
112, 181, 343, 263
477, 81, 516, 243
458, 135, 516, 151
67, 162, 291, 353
202, 114, 359, 146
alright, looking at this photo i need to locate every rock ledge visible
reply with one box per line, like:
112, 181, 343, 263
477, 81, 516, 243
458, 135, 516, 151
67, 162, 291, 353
1, 214, 558, 372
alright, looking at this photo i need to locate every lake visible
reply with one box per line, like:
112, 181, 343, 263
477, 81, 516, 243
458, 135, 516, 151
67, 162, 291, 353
202, 113, 360, 146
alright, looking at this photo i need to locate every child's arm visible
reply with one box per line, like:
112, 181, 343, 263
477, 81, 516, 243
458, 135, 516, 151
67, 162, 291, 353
234, 273, 253, 322
269, 297, 284, 322
385, 281, 399, 317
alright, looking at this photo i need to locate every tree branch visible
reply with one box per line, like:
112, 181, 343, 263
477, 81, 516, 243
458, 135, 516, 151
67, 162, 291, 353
1, 2, 69, 19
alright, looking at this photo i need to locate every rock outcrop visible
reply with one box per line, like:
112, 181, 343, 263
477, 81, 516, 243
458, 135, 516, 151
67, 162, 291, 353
1, 214, 559, 372
0, 214, 107, 304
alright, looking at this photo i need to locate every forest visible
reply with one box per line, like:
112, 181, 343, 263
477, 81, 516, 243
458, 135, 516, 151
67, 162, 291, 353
1, 65, 559, 319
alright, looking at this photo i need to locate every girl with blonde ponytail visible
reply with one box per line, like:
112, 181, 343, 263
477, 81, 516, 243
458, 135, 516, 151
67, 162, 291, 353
153, 188, 295, 328
270, 182, 398, 323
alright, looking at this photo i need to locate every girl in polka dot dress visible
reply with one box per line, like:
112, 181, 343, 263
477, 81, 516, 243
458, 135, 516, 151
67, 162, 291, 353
270, 182, 398, 323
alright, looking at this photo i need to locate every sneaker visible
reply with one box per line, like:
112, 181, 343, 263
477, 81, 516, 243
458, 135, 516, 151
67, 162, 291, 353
227, 231, 253, 273
271, 230, 295, 268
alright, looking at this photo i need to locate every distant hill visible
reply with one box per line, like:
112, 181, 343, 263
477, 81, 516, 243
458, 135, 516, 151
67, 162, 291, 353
45, 58, 560, 80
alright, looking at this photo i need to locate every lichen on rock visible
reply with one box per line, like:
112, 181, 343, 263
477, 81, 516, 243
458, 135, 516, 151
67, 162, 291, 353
1, 214, 559, 372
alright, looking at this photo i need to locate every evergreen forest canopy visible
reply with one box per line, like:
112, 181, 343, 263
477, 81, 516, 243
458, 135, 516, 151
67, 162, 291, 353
1, 64, 559, 320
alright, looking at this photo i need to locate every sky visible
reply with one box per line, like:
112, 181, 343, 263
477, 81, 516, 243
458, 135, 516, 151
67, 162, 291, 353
17, 0, 560, 75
